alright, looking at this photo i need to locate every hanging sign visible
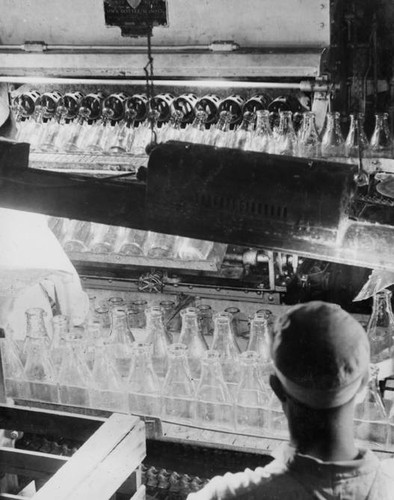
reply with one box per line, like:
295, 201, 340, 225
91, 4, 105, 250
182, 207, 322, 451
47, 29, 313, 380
104, 0, 168, 37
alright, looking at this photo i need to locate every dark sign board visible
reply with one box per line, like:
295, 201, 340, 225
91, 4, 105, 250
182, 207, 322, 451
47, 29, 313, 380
104, 0, 168, 37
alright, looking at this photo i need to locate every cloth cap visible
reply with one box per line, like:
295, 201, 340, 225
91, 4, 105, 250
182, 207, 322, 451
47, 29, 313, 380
0, 84, 10, 128
270, 301, 370, 409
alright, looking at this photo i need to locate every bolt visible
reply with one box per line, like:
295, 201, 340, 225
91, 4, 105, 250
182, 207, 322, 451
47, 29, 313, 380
320, 22, 325, 28
9, 430, 19, 440
268, 295, 274, 302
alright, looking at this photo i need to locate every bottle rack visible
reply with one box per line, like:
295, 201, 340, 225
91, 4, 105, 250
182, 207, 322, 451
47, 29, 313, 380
67, 243, 227, 273
29, 151, 147, 175
0, 404, 145, 500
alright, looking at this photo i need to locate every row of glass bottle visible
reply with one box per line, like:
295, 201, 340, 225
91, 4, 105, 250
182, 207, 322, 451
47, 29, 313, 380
2, 304, 288, 437
186, 109, 394, 159
12, 90, 290, 155
49, 216, 215, 261
14, 90, 394, 159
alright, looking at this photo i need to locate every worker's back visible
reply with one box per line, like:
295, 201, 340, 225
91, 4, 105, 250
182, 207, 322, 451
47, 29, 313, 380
188, 445, 394, 500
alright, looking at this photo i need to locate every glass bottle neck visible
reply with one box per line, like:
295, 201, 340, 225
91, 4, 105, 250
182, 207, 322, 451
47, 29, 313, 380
255, 111, 272, 134
278, 112, 295, 132
215, 111, 231, 132
26, 309, 48, 339
239, 112, 254, 131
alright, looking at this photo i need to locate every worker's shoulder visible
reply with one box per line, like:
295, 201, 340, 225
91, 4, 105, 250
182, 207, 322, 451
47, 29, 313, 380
187, 459, 303, 500
380, 457, 394, 479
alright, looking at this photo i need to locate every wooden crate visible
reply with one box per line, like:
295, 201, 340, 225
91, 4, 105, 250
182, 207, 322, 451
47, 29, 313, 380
0, 404, 146, 500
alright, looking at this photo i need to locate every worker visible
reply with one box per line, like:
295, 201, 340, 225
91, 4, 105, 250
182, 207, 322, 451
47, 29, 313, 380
188, 301, 394, 499
0, 83, 16, 138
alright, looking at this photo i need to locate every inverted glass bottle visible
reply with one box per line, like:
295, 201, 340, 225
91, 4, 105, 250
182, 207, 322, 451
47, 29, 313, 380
162, 343, 195, 423
118, 228, 147, 256
235, 351, 270, 434
90, 224, 122, 254
108, 307, 135, 378
179, 308, 208, 379
366, 289, 394, 367
354, 365, 388, 448
176, 237, 214, 261
211, 312, 241, 396
127, 343, 161, 417
58, 339, 91, 407
90, 339, 128, 412
195, 350, 234, 430
321, 111, 345, 158
145, 307, 172, 379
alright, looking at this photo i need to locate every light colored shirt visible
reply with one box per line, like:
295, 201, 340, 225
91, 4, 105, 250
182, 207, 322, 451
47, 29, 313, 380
187, 444, 394, 500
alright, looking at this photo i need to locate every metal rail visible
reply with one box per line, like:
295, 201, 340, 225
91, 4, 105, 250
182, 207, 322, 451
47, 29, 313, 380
0, 76, 335, 92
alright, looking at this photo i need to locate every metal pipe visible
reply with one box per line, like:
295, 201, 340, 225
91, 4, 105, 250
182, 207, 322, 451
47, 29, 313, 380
0, 43, 211, 52
0, 75, 334, 92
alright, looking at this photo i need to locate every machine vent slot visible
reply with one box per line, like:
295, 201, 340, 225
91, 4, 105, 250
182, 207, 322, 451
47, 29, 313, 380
195, 194, 288, 219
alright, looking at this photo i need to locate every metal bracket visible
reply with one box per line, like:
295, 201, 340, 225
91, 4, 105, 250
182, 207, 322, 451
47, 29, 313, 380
0, 328, 6, 405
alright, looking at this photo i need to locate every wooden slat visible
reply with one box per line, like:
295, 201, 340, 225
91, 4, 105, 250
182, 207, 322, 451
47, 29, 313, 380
0, 404, 105, 442
117, 468, 141, 496
0, 494, 26, 500
0, 448, 67, 479
31, 414, 143, 500
66, 421, 145, 500
129, 485, 146, 500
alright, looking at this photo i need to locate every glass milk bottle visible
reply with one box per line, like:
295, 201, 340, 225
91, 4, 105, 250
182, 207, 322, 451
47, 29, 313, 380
108, 307, 135, 379
195, 350, 234, 430
366, 289, 394, 370
50, 314, 70, 374
90, 339, 128, 413
58, 339, 91, 407
354, 365, 388, 448
388, 400, 394, 451
321, 111, 345, 158
235, 351, 270, 434
1, 335, 29, 399
22, 308, 51, 364
127, 343, 161, 417
24, 336, 59, 404
162, 343, 195, 424
298, 111, 321, 158
247, 314, 272, 381
211, 312, 241, 397
231, 111, 255, 150
179, 308, 208, 380
274, 110, 298, 156
345, 113, 369, 159
370, 112, 393, 158
145, 306, 172, 379
249, 109, 274, 153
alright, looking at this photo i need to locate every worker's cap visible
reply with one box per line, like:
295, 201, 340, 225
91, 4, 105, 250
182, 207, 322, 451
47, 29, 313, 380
0, 84, 10, 129
270, 301, 370, 409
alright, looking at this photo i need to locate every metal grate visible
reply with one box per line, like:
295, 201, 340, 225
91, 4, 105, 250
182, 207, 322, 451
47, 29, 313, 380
195, 193, 288, 219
